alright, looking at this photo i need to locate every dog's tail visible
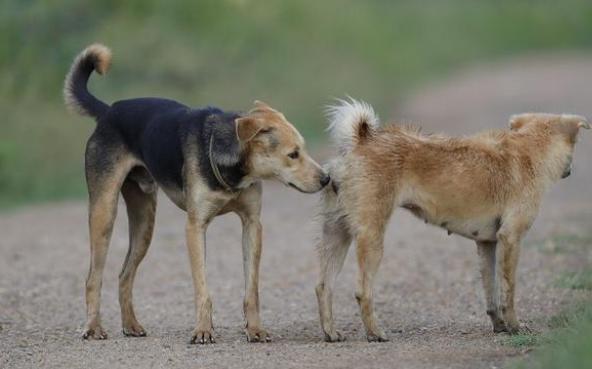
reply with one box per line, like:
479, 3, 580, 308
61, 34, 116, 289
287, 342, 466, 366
63, 43, 112, 119
325, 97, 380, 154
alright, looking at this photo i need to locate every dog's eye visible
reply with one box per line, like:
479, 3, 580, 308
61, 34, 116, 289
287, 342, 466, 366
287, 151, 299, 159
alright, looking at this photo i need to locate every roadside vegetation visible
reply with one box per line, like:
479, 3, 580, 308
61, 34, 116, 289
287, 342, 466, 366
2, 0, 592, 207
508, 230, 592, 369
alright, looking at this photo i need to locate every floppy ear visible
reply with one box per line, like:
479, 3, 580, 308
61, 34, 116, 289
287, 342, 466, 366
557, 114, 590, 143
236, 117, 264, 143
577, 118, 591, 130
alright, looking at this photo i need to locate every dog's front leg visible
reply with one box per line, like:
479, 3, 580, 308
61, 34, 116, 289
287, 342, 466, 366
240, 216, 270, 342
495, 218, 531, 335
236, 184, 270, 342
186, 213, 215, 344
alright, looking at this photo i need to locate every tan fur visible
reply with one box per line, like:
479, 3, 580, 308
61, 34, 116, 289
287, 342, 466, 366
238, 102, 324, 193
316, 111, 588, 342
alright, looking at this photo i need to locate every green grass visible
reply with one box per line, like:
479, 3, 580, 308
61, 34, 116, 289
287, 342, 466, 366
504, 333, 542, 348
503, 270, 592, 349
526, 232, 592, 254
509, 244, 592, 368
3, 0, 592, 208
555, 270, 592, 291
512, 302, 592, 369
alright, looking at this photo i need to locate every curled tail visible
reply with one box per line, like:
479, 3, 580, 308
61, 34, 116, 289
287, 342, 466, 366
63, 43, 112, 119
325, 97, 380, 154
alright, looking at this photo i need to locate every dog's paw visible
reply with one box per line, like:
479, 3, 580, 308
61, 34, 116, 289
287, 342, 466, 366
492, 319, 508, 333
323, 330, 346, 343
190, 328, 215, 344
367, 332, 389, 342
122, 323, 147, 337
82, 325, 108, 340
506, 322, 531, 335
245, 326, 271, 343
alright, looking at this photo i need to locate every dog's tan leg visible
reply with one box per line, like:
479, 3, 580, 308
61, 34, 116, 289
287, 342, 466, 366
495, 230, 523, 334
119, 179, 157, 337
495, 213, 533, 335
84, 161, 131, 340
355, 225, 388, 342
315, 215, 352, 342
235, 185, 271, 343
186, 209, 215, 344
476, 241, 505, 332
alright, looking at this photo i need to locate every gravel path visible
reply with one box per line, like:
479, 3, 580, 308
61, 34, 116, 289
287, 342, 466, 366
2, 52, 592, 369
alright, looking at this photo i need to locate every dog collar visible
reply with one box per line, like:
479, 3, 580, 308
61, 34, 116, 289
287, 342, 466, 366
208, 134, 235, 192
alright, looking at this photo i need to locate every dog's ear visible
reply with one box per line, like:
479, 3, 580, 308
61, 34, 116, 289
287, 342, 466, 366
558, 114, 590, 143
250, 100, 286, 120
236, 117, 270, 143
563, 114, 591, 130
253, 100, 274, 111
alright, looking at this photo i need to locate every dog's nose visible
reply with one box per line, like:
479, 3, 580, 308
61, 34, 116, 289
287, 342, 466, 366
562, 168, 571, 179
320, 173, 331, 188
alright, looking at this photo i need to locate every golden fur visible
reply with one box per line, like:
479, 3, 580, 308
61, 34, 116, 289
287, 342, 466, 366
316, 98, 589, 342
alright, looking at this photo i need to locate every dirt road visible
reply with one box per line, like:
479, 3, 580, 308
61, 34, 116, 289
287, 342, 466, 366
2, 52, 592, 369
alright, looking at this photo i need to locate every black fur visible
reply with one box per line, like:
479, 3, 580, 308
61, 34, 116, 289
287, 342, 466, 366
68, 55, 246, 194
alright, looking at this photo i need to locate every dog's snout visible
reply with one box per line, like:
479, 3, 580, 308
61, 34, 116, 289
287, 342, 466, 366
562, 167, 571, 179
320, 173, 331, 188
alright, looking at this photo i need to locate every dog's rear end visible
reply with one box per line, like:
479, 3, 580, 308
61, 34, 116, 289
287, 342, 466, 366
315, 99, 391, 342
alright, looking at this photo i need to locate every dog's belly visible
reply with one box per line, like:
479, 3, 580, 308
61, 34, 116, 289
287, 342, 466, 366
160, 184, 187, 211
441, 217, 500, 242
401, 203, 500, 242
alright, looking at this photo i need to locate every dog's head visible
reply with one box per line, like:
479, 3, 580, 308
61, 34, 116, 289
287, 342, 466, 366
509, 113, 589, 180
235, 101, 329, 193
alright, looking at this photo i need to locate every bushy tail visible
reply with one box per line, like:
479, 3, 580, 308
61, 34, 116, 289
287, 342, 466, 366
325, 97, 380, 154
63, 43, 112, 119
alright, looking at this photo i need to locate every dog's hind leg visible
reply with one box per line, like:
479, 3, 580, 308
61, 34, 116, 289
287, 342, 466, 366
119, 177, 157, 337
315, 210, 352, 342
84, 139, 135, 340
476, 241, 506, 332
355, 221, 389, 342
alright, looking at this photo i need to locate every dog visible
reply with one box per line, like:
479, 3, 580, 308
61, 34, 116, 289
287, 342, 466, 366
63, 44, 330, 344
315, 98, 589, 342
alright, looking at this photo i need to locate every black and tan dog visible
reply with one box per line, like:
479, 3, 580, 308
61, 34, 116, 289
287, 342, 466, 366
315, 98, 588, 342
64, 44, 329, 344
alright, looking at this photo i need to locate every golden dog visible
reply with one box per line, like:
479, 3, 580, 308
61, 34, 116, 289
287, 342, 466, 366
315, 98, 588, 342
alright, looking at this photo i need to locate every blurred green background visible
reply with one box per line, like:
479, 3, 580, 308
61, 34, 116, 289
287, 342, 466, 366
2, 0, 592, 208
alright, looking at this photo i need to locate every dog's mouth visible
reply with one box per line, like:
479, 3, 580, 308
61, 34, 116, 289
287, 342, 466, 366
287, 182, 319, 194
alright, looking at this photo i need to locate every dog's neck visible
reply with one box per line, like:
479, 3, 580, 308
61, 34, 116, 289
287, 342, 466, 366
207, 133, 254, 192
208, 134, 235, 191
